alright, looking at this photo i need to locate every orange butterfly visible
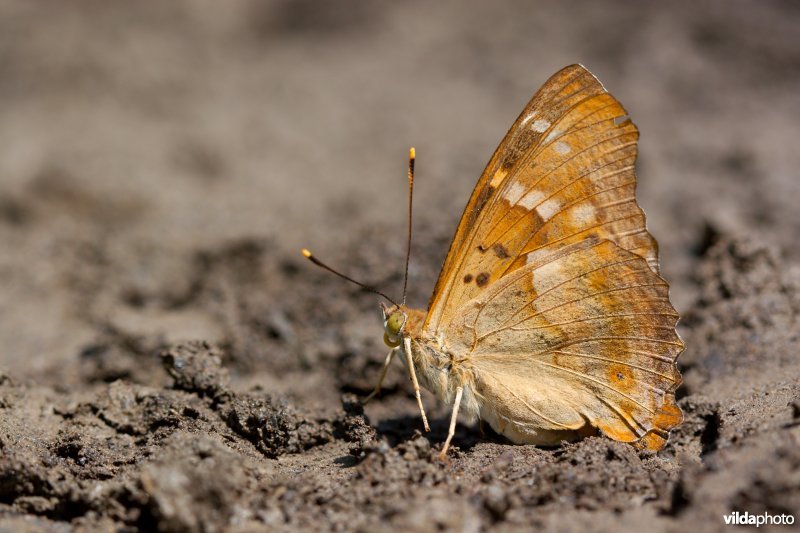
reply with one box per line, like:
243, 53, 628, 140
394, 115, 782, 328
304, 64, 683, 459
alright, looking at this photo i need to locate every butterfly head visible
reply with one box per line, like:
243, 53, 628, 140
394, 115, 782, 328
381, 303, 407, 348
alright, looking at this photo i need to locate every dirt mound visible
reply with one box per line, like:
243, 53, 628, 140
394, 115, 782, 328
1, 234, 799, 530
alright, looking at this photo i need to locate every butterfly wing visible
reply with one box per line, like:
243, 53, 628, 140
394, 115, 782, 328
423, 65, 682, 449
445, 239, 682, 450
424, 64, 659, 336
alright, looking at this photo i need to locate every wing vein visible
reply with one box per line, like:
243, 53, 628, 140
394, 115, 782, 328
493, 379, 577, 429
540, 336, 685, 354
529, 359, 657, 415
480, 255, 643, 332
500, 281, 670, 334
510, 312, 680, 331
495, 178, 638, 277
477, 278, 667, 342
481, 145, 636, 250
524, 211, 642, 255
549, 350, 678, 381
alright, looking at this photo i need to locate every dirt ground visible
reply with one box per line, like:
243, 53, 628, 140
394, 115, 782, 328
1, 1, 799, 531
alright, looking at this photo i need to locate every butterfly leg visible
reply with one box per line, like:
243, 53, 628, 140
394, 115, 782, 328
439, 386, 463, 460
362, 348, 396, 405
403, 336, 430, 432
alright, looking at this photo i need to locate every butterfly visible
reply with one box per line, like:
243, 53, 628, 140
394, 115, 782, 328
304, 64, 683, 459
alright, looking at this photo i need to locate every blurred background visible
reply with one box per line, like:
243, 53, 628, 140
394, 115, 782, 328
1, 2, 800, 529
0, 0, 798, 401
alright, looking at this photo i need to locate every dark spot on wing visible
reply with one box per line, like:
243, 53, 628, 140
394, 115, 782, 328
492, 243, 509, 259
462, 184, 495, 232
476, 272, 490, 287
463, 274, 473, 283
473, 185, 495, 219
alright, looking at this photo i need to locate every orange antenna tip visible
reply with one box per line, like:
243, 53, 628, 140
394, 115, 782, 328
403, 147, 416, 305
301, 248, 312, 258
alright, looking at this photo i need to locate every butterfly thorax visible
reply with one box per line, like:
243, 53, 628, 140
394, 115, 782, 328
383, 305, 480, 420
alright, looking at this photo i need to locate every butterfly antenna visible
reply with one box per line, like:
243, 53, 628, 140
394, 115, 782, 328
301, 249, 400, 307
402, 147, 415, 305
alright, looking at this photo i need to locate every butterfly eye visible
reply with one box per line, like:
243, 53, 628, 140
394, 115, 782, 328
385, 311, 406, 337
383, 311, 406, 347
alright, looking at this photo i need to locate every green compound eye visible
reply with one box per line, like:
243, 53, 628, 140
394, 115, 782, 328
383, 311, 406, 347
386, 311, 406, 337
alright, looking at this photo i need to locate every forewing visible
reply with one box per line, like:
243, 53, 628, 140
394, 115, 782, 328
424, 65, 658, 337
446, 239, 682, 450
